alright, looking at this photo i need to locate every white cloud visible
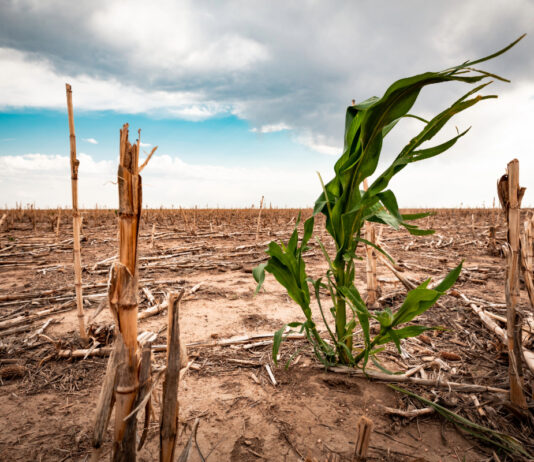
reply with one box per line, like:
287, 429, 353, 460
0, 152, 321, 208
89, 1, 269, 74
250, 123, 291, 134
167, 104, 227, 121
0, 47, 226, 119
83, 138, 98, 144
142, 155, 320, 208
0, 153, 114, 207
297, 132, 340, 156
139, 142, 151, 148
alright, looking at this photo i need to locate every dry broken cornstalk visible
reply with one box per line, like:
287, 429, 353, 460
66, 83, 88, 343
107, 124, 153, 461
497, 159, 528, 409
160, 291, 184, 462
327, 365, 508, 394
382, 406, 434, 419
136, 342, 153, 451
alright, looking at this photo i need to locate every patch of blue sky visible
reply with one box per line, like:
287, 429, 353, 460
0, 110, 332, 171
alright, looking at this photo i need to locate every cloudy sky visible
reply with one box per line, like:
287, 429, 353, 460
0, 0, 533, 208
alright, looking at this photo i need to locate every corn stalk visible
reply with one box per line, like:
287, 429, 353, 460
498, 159, 528, 409
65, 83, 88, 344
109, 124, 143, 461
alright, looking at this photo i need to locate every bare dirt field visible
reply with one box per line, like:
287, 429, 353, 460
0, 207, 532, 461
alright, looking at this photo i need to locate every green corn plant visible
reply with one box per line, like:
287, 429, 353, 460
254, 35, 524, 368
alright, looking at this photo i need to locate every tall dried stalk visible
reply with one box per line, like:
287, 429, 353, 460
108, 124, 143, 460
65, 83, 87, 343
91, 126, 155, 461
498, 159, 527, 409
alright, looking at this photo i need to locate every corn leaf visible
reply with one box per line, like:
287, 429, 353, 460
377, 325, 436, 345
433, 261, 463, 292
402, 212, 434, 221
392, 262, 462, 326
252, 262, 267, 294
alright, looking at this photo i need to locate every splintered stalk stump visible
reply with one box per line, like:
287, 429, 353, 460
160, 291, 184, 462
137, 342, 153, 451
91, 339, 120, 462
113, 336, 138, 461
65, 83, 87, 343
352, 415, 373, 461
498, 159, 528, 409
108, 124, 144, 461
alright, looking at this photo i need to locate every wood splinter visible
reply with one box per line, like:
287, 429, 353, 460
160, 290, 184, 462
91, 338, 120, 462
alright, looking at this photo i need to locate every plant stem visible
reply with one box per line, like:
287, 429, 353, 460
110, 124, 142, 461
334, 257, 353, 364
65, 83, 88, 344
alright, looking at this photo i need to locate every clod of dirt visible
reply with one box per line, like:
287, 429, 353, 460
241, 313, 279, 330
230, 436, 265, 461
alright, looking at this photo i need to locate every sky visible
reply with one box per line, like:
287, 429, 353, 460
0, 0, 533, 209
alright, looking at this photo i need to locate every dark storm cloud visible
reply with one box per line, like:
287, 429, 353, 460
0, 0, 532, 150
